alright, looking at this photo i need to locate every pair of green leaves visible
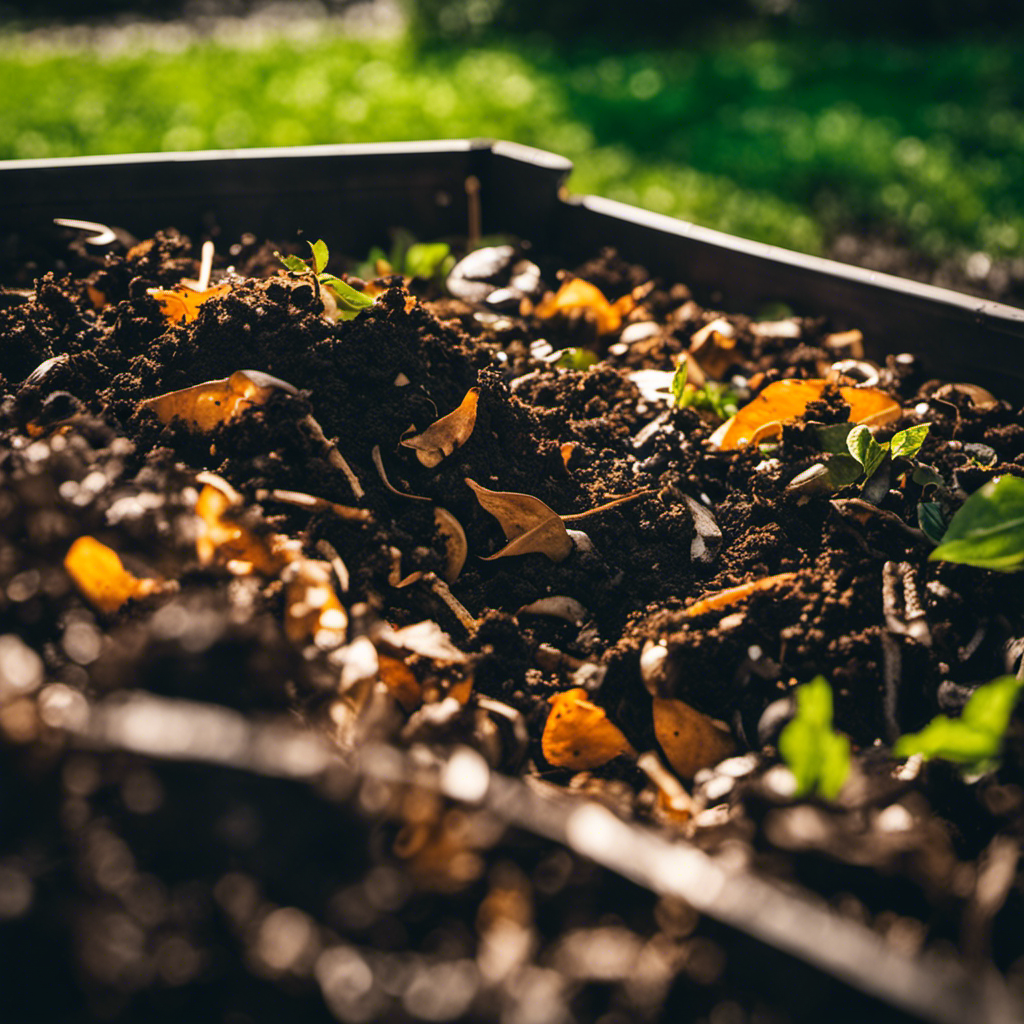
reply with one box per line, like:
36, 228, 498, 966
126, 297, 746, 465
669, 360, 740, 419
894, 674, 1023, 772
278, 239, 375, 320
778, 676, 851, 799
930, 474, 1024, 571
806, 421, 930, 493
849, 421, 930, 472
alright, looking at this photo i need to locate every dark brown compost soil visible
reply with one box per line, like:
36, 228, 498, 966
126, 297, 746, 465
2, 224, 1024, 1024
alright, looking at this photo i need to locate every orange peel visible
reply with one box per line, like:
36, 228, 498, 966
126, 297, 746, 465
710, 379, 901, 450
148, 282, 231, 324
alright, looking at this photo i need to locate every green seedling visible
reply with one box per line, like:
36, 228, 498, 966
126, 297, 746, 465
801, 421, 932, 498
670, 359, 740, 419
930, 475, 1024, 571
277, 239, 375, 321
778, 676, 851, 800
358, 228, 453, 283
556, 347, 598, 371
894, 674, 1023, 774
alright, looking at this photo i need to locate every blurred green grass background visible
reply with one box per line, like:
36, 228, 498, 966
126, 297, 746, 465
2, 8, 1023, 284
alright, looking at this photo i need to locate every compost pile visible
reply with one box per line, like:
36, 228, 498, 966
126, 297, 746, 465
2, 226, 1024, 1023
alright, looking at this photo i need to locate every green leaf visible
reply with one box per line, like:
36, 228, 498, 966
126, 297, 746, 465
930, 475, 1024, 571
846, 424, 888, 480
962, 674, 1023, 735
917, 501, 946, 544
670, 359, 688, 408
278, 253, 309, 274
320, 274, 375, 313
556, 347, 598, 371
778, 676, 852, 800
308, 239, 329, 276
815, 423, 854, 454
890, 422, 930, 460
403, 241, 451, 280
827, 454, 864, 488
893, 675, 1022, 768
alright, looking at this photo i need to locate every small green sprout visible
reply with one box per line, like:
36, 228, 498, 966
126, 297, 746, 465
930, 475, 1024, 571
804, 422, 932, 497
277, 239, 375, 321
778, 676, 851, 799
670, 360, 740, 419
894, 674, 1023, 773
358, 229, 453, 282
556, 347, 598, 371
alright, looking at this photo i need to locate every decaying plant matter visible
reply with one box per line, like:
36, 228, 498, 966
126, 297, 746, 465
3, 225, 1024, 1024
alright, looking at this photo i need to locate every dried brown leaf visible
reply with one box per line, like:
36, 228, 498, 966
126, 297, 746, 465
652, 697, 735, 778
401, 387, 480, 467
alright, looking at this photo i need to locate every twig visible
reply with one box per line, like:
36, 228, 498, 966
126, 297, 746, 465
301, 414, 364, 500
256, 487, 371, 522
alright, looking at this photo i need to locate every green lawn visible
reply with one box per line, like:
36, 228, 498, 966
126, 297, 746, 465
2, 23, 1023, 260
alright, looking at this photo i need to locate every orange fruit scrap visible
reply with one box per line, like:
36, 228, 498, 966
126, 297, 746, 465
148, 282, 231, 324
195, 483, 294, 576
534, 278, 634, 335
64, 536, 162, 614
138, 370, 296, 434
652, 697, 735, 778
542, 687, 636, 771
683, 572, 799, 619
710, 379, 901, 450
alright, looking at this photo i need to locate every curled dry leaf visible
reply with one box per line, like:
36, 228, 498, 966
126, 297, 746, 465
283, 559, 347, 649
652, 697, 735, 778
434, 508, 468, 583
534, 278, 633, 335
709, 379, 901, 450
689, 318, 737, 380
148, 282, 231, 324
933, 382, 999, 411
684, 572, 799, 619
400, 387, 480, 468
64, 535, 163, 613
138, 369, 297, 433
542, 687, 636, 771
465, 478, 573, 563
